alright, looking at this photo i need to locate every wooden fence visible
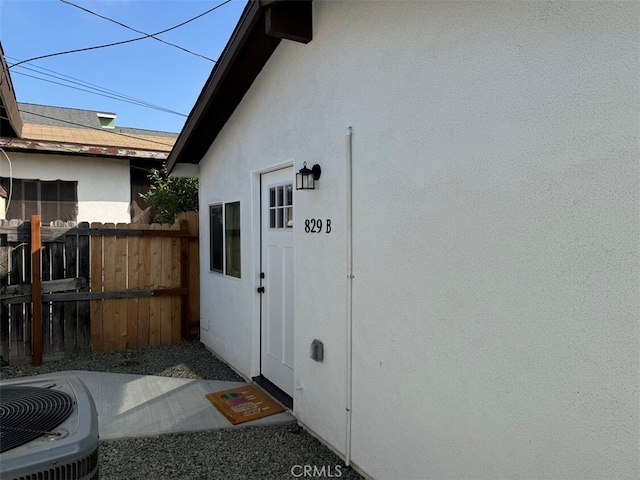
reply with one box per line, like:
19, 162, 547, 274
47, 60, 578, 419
0, 212, 199, 366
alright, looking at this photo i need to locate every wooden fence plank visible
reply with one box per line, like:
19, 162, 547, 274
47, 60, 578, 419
115, 223, 128, 351
127, 224, 140, 349
41, 242, 51, 356
10, 242, 25, 360
31, 216, 42, 366
160, 226, 172, 345
90, 222, 103, 352
172, 233, 182, 343
64, 232, 77, 357
77, 222, 91, 355
50, 240, 65, 356
137, 228, 151, 348
148, 224, 162, 346
102, 225, 117, 352
23, 240, 32, 360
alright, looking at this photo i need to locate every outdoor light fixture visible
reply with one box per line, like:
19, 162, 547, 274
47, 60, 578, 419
296, 162, 322, 190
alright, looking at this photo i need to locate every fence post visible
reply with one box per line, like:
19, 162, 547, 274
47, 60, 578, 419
179, 219, 189, 341
31, 215, 42, 366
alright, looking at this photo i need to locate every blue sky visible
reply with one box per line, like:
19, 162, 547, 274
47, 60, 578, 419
0, 0, 246, 133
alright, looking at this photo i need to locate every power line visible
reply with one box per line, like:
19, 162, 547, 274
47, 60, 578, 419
8, 0, 232, 69
12, 69, 187, 117
60, 0, 216, 63
7, 57, 188, 117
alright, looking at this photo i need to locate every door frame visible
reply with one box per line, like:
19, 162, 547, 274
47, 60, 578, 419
250, 162, 293, 382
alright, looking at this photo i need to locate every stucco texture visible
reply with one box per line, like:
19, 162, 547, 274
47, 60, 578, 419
197, 1, 639, 479
1, 152, 131, 223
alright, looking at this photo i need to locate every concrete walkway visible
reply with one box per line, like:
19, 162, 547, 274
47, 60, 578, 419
26, 371, 295, 440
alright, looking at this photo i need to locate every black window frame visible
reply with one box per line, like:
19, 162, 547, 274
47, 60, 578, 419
209, 201, 241, 278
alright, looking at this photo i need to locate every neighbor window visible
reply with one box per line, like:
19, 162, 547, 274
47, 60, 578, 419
0, 178, 78, 223
210, 202, 241, 278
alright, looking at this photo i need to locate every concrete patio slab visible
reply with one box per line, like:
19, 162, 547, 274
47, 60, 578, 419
17, 371, 295, 440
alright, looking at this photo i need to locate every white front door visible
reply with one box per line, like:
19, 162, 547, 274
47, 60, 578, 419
260, 168, 294, 396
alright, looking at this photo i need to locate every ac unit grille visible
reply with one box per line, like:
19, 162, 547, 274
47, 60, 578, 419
13, 445, 99, 480
0, 386, 74, 453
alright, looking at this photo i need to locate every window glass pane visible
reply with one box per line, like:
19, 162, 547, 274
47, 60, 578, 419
41, 181, 58, 224
58, 181, 78, 222
209, 205, 223, 273
269, 188, 276, 208
225, 202, 241, 278
270, 209, 276, 229
286, 207, 293, 228
24, 181, 38, 219
277, 186, 284, 207
286, 184, 293, 206
277, 208, 283, 228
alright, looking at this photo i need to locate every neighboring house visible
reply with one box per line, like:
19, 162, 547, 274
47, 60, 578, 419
0, 44, 177, 224
167, 1, 639, 479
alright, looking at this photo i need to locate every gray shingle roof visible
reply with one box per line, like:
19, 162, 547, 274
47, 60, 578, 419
17, 103, 177, 138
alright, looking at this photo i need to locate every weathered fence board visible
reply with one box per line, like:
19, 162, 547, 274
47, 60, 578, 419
0, 212, 200, 364
88, 212, 198, 353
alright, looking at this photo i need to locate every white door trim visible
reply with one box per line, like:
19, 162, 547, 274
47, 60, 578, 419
250, 162, 293, 380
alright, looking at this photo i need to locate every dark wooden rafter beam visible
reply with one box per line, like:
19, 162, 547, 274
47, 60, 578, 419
166, 0, 313, 172
265, 0, 312, 44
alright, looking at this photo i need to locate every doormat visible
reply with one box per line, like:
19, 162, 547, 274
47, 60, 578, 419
205, 385, 285, 425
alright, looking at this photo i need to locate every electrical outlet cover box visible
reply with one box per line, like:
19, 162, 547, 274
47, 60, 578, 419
310, 339, 324, 362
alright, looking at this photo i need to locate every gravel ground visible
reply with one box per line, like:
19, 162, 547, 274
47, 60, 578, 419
0, 341, 364, 480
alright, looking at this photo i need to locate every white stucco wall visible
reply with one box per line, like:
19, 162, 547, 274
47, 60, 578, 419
198, 1, 639, 479
0, 152, 131, 223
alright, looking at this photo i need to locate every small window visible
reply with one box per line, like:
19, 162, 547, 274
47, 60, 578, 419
269, 183, 293, 229
210, 202, 241, 278
0, 178, 78, 223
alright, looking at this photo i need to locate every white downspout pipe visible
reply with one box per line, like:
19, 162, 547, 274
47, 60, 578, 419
345, 126, 354, 466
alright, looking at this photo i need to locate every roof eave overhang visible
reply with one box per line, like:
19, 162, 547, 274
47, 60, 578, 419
166, 0, 312, 173
0, 42, 24, 138
0, 137, 169, 160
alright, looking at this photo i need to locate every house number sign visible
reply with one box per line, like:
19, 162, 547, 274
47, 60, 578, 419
304, 219, 331, 233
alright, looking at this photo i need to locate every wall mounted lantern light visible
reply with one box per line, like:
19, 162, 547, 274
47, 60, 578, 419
296, 162, 322, 190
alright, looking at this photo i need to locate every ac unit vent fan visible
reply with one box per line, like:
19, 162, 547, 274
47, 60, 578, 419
0, 377, 99, 480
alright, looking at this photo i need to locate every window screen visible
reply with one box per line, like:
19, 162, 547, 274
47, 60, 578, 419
0, 178, 78, 223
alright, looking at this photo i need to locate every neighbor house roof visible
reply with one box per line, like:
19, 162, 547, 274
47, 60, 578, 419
166, 0, 312, 172
0, 42, 177, 160
18, 103, 176, 153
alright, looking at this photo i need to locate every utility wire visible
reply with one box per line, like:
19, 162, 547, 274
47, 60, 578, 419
8, 0, 232, 69
12, 70, 187, 117
7, 57, 188, 117
60, 0, 216, 63
3, 111, 176, 149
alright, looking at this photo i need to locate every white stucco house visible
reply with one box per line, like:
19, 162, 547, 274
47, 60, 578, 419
167, 1, 639, 479
0, 44, 177, 224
